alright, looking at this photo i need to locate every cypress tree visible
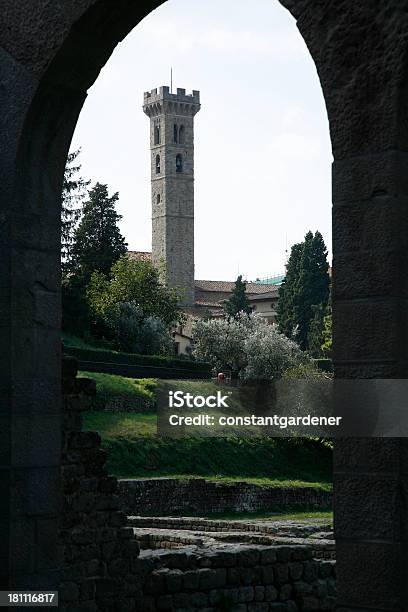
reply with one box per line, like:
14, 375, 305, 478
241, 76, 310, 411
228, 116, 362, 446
61, 149, 90, 272
70, 182, 128, 284
276, 231, 330, 350
224, 275, 252, 318
276, 242, 303, 339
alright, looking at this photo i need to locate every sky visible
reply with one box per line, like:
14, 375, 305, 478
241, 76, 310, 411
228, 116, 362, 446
71, 0, 332, 282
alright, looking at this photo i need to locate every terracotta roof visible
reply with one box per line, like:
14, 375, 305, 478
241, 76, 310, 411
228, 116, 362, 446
194, 280, 279, 295
128, 251, 152, 261
126, 252, 279, 295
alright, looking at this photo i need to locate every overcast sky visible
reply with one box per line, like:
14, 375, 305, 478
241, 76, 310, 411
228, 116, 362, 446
71, 0, 332, 282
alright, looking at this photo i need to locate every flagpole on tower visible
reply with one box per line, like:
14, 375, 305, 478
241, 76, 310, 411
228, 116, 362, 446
171, 67, 173, 93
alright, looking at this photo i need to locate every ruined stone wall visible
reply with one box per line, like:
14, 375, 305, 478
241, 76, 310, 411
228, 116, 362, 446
118, 478, 332, 516
60, 358, 141, 611
135, 545, 336, 612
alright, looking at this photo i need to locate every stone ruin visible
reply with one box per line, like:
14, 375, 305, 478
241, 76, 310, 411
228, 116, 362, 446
60, 358, 336, 611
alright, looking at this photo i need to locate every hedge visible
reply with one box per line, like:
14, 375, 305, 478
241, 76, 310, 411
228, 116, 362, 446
63, 345, 212, 374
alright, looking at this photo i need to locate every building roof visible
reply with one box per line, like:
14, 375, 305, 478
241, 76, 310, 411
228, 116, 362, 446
128, 251, 152, 261
249, 290, 280, 301
195, 279, 278, 295
127, 252, 279, 297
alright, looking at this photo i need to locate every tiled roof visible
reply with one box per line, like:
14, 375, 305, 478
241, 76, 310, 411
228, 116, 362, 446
194, 280, 279, 295
128, 251, 152, 261
126, 252, 278, 296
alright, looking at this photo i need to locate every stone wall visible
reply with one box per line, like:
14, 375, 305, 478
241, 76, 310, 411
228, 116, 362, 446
93, 394, 156, 413
118, 479, 332, 516
135, 545, 336, 611
60, 358, 142, 611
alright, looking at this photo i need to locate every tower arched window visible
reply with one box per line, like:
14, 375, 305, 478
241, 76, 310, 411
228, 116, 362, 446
155, 154, 161, 174
179, 125, 185, 144
154, 123, 161, 145
173, 124, 178, 143
156, 193, 161, 204
176, 154, 183, 173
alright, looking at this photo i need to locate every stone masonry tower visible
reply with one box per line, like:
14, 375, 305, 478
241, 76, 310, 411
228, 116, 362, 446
143, 86, 201, 306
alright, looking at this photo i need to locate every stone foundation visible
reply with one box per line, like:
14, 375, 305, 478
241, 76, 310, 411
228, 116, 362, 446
128, 517, 335, 561
118, 479, 332, 516
60, 360, 336, 610
135, 545, 336, 611
60, 358, 142, 611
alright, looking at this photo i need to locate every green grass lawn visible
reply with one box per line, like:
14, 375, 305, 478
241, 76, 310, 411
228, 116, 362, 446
79, 371, 156, 402
80, 372, 333, 492
201, 510, 333, 522
63, 332, 114, 351
82, 409, 332, 487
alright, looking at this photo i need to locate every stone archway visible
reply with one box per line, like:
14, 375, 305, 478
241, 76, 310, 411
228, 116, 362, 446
1, 0, 408, 609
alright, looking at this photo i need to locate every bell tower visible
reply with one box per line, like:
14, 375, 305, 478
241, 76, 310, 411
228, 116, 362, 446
143, 86, 201, 306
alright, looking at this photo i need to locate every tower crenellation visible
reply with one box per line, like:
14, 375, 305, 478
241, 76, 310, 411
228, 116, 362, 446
143, 85, 201, 306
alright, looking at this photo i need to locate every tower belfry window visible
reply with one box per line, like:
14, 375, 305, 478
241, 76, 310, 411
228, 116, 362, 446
154, 124, 161, 145
155, 154, 161, 174
176, 154, 183, 173
179, 125, 185, 144
173, 124, 178, 143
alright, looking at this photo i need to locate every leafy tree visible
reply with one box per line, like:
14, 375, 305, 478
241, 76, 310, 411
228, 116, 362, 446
87, 255, 184, 333
307, 303, 326, 358
61, 149, 90, 271
321, 304, 332, 358
70, 182, 128, 283
110, 302, 173, 355
277, 231, 330, 350
193, 312, 306, 380
224, 275, 252, 318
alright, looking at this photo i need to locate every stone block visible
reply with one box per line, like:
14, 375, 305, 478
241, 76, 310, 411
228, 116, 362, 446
191, 591, 208, 607
334, 474, 400, 540
274, 547, 292, 563
173, 592, 190, 608
80, 579, 96, 601
303, 562, 319, 584
332, 151, 408, 203
157, 594, 173, 610
265, 585, 278, 602
237, 586, 255, 602
239, 548, 260, 567
183, 570, 200, 590
288, 563, 303, 581
60, 581, 80, 602
318, 561, 335, 579
274, 564, 289, 585
198, 567, 226, 590
165, 569, 183, 593
254, 585, 265, 601
260, 549, 277, 564
279, 584, 292, 601
261, 565, 274, 585
333, 300, 399, 362
335, 540, 400, 609
248, 603, 269, 612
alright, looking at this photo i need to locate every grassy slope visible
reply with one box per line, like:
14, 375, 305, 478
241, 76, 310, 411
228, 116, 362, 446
80, 371, 333, 490
82, 409, 332, 488
79, 370, 156, 401
201, 510, 333, 521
